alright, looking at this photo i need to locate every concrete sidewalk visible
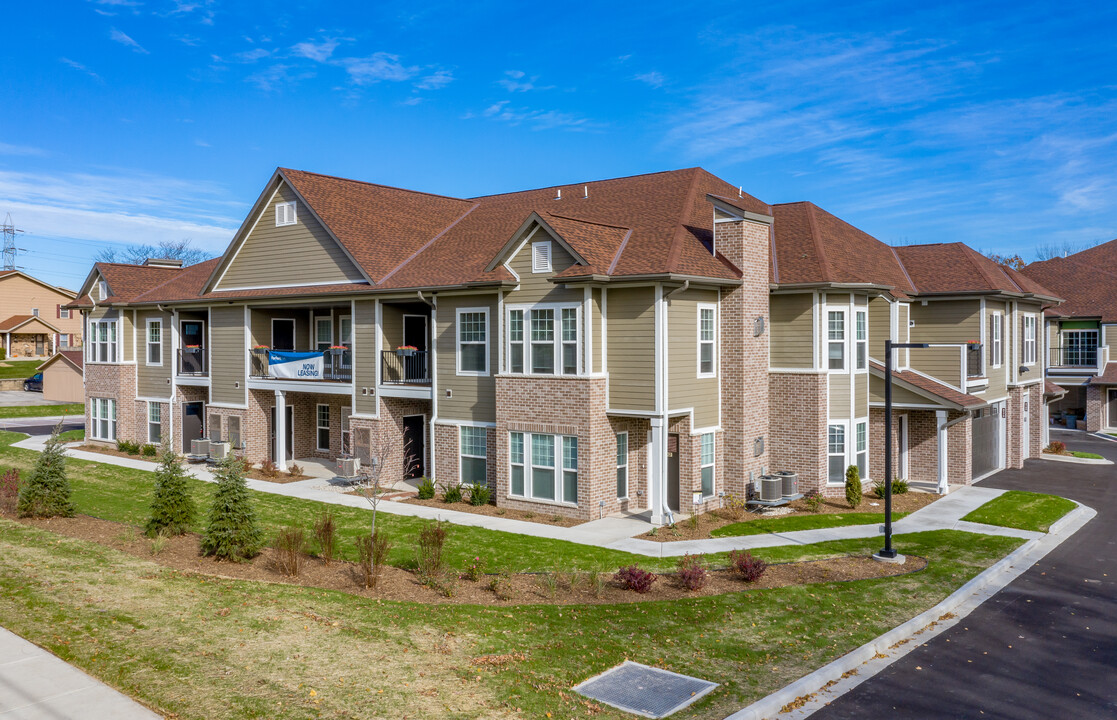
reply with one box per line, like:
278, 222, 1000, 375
0, 627, 160, 719
12, 433, 1035, 556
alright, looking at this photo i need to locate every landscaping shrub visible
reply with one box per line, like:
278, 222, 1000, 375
463, 556, 484, 582
537, 569, 558, 598
116, 439, 141, 455
17, 430, 75, 518
874, 477, 911, 497
803, 489, 824, 512
416, 476, 436, 500
845, 464, 862, 509
200, 455, 263, 561
416, 521, 448, 582
466, 483, 491, 506
141, 443, 157, 457
676, 554, 709, 591
145, 443, 197, 537
614, 565, 657, 594
724, 493, 746, 521
149, 532, 168, 556
728, 549, 767, 582
370, 530, 391, 588
0, 468, 19, 514
0, 348, 6, 360
441, 482, 463, 504
287, 463, 302, 477
313, 510, 337, 564
258, 459, 279, 478
272, 526, 306, 577
1044, 441, 1067, 455
585, 568, 606, 598
488, 570, 513, 600
355, 534, 374, 589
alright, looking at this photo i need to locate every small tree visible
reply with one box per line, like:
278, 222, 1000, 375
146, 441, 196, 537
17, 425, 75, 518
845, 464, 862, 509
200, 455, 262, 561
354, 430, 404, 539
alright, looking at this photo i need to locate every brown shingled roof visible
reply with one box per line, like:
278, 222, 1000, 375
893, 243, 1059, 300
93, 262, 187, 304
1021, 242, 1117, 322
1089, 363, 1117, 386
869, 360, 987, 409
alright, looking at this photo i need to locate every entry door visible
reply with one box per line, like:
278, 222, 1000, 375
269, 406, 294, 461
1022, 392, 1031, 457
667, 433, 680, 513
898, 415, 909, 480
402, 315, 428, 381
182, 402, 204, 448
35, 335, 44, 355
1109, 389, 1117, 428
402, 415, 425, 479
272, 319, 296, 351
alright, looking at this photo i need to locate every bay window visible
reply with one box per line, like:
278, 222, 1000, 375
507, 304, 581, 376
510, 431, 578, 505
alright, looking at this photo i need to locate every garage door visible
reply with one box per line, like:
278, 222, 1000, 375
971, 406, 999, 478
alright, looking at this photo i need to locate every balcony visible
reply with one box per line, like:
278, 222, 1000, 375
1050, 345, 1098, 369
381, 349, 431, 385
250, 348, 352, 383
177, 347, 208, 376
966, 344, 984, 378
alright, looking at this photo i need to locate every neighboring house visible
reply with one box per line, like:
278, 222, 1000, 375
1022, 239, 1117, 433
0, 270, 83, 358
67, 167, 1064, 524
37, 350, 84, 402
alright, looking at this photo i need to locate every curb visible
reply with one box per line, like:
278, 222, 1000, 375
723, 501, 1097, 720
1039, 453, 1113, 466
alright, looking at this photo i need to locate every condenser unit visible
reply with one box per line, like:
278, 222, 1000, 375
775, 471, 798, 498
190, 438, 210, 457
759, 475, 783, 502
337, 456, 360, 478
209, 442, 230, 460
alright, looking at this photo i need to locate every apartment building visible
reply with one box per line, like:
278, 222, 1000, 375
70, 167, 1062, 522
1022, 239, 1117, 433
0, 270, 83, 358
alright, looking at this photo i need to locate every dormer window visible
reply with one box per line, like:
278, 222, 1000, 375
275, 201, 297, 227
97, 280, 107, 299
532, 241, 552, 273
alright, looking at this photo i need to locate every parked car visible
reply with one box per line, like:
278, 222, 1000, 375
24, 373, 43, 392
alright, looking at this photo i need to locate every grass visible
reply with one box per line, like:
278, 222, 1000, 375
711, 511, 910, 538
962, 490, 1077, 533
1070, 451, 1104, 459
0, 518, 1022, 720
0, 403, 84, 419
59, 428, 84, 442
0, 360, 43, 379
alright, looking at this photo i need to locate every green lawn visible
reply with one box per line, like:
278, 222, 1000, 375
0, 518, 1022, 720
59, 428, 84, 442
0, 403, 84, 419
711, 511, 910, 538
1070, 451, 1105, 460
0, 360, 43, 379
962, 490, 1076, 533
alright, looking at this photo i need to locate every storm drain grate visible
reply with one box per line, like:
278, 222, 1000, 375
573, 661, 718, 718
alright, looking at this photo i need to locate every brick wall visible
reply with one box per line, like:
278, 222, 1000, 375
84, 363, 137, 446
945, 410, 973, 485
1086, 384, 1103, 432
869, 408, 939, 486
769, 372, 828, 493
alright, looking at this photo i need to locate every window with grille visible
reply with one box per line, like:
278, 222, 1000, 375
148, 403, 162, 444
698, 305, 716, 377
828, 311, 845, 370
316, 404, 330, 451
91, 398, 116, 441
827, 423, 846, 483
700, 433, 715, 497
507, 305, 580, 376
457, 309, 488, 374
855, 311, 867, 370
460, 426, 488, 486
1023, 316, 1036, 365
616, 432, 628, 499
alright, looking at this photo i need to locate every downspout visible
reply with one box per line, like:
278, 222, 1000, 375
429, 293, 438, 482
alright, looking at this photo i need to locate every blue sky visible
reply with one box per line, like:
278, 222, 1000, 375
2, 0, 1115, 289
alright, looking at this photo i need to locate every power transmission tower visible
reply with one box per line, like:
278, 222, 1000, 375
1, 213, 24, 271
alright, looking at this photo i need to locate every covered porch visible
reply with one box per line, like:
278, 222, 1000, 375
0, 315, 66, 359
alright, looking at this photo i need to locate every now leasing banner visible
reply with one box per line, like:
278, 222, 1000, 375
268, 351, 324, 380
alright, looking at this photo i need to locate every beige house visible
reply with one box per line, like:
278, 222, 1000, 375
0, 270, 82, 358
69, 167, 1064, 525
37, 350, 84, 402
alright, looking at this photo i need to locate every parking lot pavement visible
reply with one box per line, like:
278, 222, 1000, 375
0, 390, 76, 406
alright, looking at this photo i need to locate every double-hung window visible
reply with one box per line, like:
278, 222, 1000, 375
90, 320, 117, 363
508, 310, 525, 373
855, 420, 867, 478
561, 308, 578, 374
990, 313, 1003, 367
91, 398, 116, 441
561, 436, 578, 504
855, 310, 867, 370
698, 304, 717, 377
616, 432, 628, 498
1022, 315, 1036, 365
460, 426, 488, 486
316, 404, 330, 451
700, 433, 715, 496
530, 309, 555, 373
315, 317, 332, 352
507, 305, 580, 375
510, 431, 578, 504
146, 319, 162, 366
148, 403, 161, 444
827, 423, 846, 483
828, 310, 845, 370
457, 309, 488, 375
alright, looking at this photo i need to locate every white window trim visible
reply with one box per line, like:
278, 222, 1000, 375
31, 308, 39, 317
1022, 314, 1037, 366
456, 307, 490, 376
826, 307, 847, 372
616, 431, 629, 500
855, 309, 868, 371
991, 312, 1003, 368
60, 307, 70, 319
505, 302, 582, 376
700, 432, 715, 498
88, 319, 118, 364
314, 316, 333, 351
146, 318, 163, 367
508, 431, 579, 507
91, 397, 117, 441
697, 303, 718, 379
148, 402, 162, 444
827, 420, 848, 485
459, 425, 488, 486
275, 201, 297, 227
316, 404, 330, 452
531, 240, 552, 273
855, 418, 868, 479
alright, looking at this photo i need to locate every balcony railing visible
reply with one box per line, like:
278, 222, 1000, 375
1050, 345, 1098, 368
966, 344, 984, 378
249, 348, 352, 383
178, 347, 208, 376
381, 349, 431, 385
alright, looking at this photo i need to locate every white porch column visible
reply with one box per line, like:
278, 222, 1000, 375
649, 417, 666, 525
936, 409, 948, 494
275, 389, 288, 472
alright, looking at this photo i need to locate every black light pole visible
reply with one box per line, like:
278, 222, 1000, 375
878, 340, 929, 560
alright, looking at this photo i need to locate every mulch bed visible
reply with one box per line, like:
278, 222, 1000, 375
75, 443, 159, 462
71, 445, 311, 482
400, 496, 586, 528
7, 512, 926, 606
636, 492, 940, 542
245, 469, 312, 483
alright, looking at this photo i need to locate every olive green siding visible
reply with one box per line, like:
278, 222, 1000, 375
250, 309, 311, 350
505, 236, 582, 305
210, 305, 246, 406
869, 373, 937, 406
855, 371, 868, 412
909, 300, 979, 386
353, 300, 377, 415
436, 293, 498, 422
825, 292, 851, 306
380, 302, 429, 350
770, 293, 814, 368
829, 373, 851, 419
591, 288, 602, 374
606, 287, 655, 411
216, 182, 365, 291
121, 310, 135, 361
897, 303, 910, 366
667, 287, 719, 428
868, 297, 891, 362
985, 300, 1008, 392
136, 309, 172, 398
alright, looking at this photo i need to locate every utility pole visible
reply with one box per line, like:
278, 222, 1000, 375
1, 213, 24, 271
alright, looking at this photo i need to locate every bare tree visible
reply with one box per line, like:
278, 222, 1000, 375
95, 239, 212, 266
354, 431, 415, 538
980, 250, 1026, 271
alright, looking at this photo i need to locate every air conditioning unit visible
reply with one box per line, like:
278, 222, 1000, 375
759, 475, 783, 502
337, 456, 360, 478
774, 470, 798, 498
209, 441, 230, 460
190, 438, 210, 457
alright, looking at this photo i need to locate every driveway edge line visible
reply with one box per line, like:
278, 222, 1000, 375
723, 502, 1097, 720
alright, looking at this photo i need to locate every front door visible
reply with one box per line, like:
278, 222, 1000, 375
402, 314, 428, 382
269, 406, 294, 461
402, 415, 425, 479
35, 335, 44, 356
1109, 389, 1117, 428
667, 433, 680, 513
272, 319, 296, 351
182, 402, 204, 448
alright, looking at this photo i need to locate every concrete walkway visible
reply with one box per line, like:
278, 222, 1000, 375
0, 627, 160, 719
10, 433, 1038, 556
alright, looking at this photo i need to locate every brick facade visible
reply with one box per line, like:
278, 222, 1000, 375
769, 371, 828, 494
869, 408, 939, 486
84, 363, 137, 446
1086, 383, 1104, 432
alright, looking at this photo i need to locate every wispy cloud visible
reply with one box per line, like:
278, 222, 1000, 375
479, 101, 598, 131
245, 64, 314, 91
0, 142, 46, 157
416, 69, 453, 90
60, 57, 103, 81
339, 52, 417, 85
634, 71, 665, 88
234, 47, 271, 63
498, 70, 552, 93
109, 27, 149, 54
291, 38, 340, 62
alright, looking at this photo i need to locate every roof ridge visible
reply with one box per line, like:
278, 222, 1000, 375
378, 203, 481, 284
996, 263, 1024, 292
467, 167, 701, 200
803, 202, 832, 282
959, 243, 1004, 289
890, 246, 918, 294
607, 229, 633, 275
132, 258, 220, 303
665, 168, 703, 274
544, 212, 631, 231
279, 167, 472, 205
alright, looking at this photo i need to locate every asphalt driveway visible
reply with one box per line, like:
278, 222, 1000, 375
813, 430, 1116, 720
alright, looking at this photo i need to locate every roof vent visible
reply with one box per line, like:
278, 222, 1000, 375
555, 188, 562, 200
143, 258, 184, 268
583, 185, 588, 199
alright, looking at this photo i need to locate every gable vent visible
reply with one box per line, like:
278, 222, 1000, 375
275, 201, 297, 227
532, 241, 552, 273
